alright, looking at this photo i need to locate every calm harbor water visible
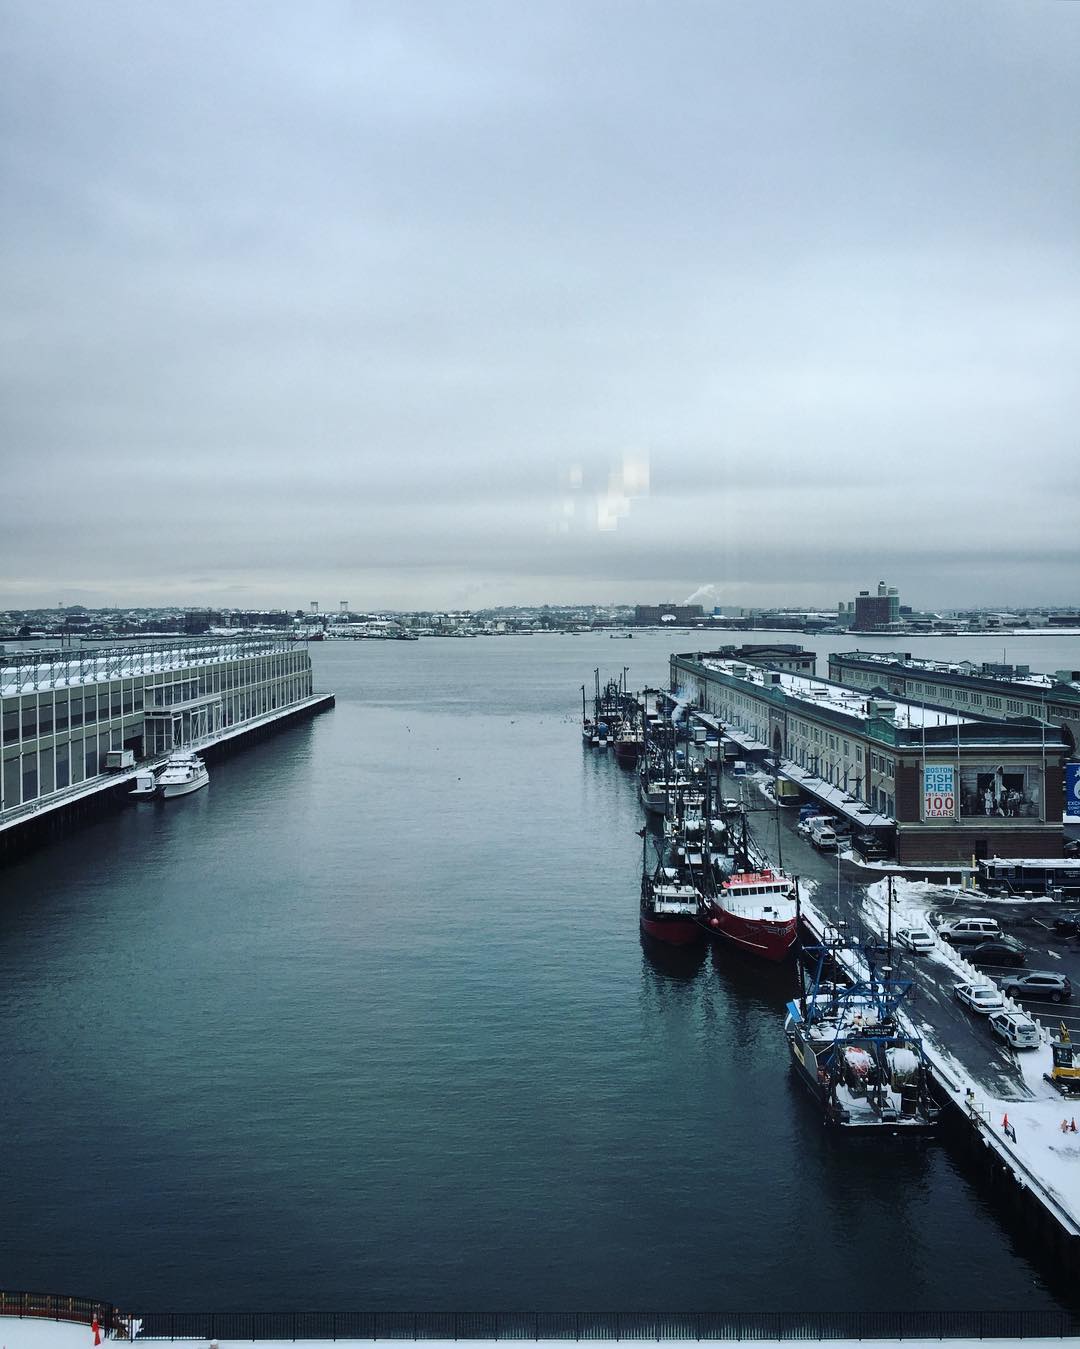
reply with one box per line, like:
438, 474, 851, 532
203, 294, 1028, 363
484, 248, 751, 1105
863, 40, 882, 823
2, 630, 1079, 1312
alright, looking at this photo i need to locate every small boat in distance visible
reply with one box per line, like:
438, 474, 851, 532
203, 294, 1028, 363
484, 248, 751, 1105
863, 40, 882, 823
157, 749, 209, 798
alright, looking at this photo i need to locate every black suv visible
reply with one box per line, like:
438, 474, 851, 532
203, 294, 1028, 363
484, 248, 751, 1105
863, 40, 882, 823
1053, 912, 1080, 937
1001, 971, 1072, 1003
967, 936, 1027, 967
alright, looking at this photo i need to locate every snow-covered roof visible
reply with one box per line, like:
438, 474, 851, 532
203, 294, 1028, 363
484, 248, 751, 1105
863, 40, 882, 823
696, 658, 976, 728
833, 650, 1061, 691
0, 640, 289, 698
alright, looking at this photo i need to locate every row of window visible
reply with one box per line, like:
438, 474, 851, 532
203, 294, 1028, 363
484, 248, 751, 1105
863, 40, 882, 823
2, 691, 143, 744
2, 731, 120, 806
1, 669, 314, 813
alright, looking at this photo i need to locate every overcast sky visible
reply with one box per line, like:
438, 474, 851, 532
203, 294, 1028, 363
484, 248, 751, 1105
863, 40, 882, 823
2, 0, 1077, 612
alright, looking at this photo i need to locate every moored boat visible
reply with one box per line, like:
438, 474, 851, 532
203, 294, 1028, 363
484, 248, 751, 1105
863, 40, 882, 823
785, 936, 939, 1132
129, 769, 159, 799
700, 869, 798, 962
639, 825, 705, 945
613, 722, 642, 767
640, 875, 705, 944
157, 749, 209, 798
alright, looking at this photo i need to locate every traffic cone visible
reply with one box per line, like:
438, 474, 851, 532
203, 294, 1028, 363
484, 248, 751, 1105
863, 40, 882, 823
92, 1318, 101, 1346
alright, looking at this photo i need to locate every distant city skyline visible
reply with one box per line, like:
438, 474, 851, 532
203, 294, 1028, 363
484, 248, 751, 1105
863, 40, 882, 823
2, 1, 1077, 612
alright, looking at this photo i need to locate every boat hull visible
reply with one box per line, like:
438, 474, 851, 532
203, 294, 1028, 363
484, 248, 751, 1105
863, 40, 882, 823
161, 773, 208, 799
614, 740, 642, 768
638, 781, 667, 814
640, 912, 706, 945
702, 905, 797, 962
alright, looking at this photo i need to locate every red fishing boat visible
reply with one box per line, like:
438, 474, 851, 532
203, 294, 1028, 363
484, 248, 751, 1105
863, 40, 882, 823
640, 871, 705, 945
638, 824, 705, 946
701, 869, 798, 962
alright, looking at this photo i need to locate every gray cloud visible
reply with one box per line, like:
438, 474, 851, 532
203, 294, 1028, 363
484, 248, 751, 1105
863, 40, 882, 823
1, 0, 1078, 609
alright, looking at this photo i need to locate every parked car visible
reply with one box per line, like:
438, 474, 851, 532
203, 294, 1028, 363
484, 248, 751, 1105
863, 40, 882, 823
895, 926, 935, 954
807, 818, 838, 851
1000, 971, 1073, 1004
966, 936, 1027, 967
1053, 911, 1080, 937
954, 982, 1006, 1015
797, 813, 828, 838
937, 917, 1003, 945
988, 1010, 1041, 1050
854, 831, 888, 861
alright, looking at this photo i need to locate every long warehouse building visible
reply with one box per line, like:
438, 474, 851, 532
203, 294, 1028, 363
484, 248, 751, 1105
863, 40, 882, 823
1, 637, 320, 824
671, 650, 1069, 865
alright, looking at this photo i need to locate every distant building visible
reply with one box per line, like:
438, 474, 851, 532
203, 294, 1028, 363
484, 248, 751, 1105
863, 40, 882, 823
634, 604, 704, 625
852, 581, 900, 632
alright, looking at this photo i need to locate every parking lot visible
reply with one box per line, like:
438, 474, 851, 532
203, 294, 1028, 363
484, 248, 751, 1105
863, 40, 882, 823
711, 763, 1080, 1099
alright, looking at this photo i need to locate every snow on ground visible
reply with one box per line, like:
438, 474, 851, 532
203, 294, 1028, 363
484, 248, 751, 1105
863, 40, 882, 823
5, 1328, 1080, 1349
858, 880, 1080, 1224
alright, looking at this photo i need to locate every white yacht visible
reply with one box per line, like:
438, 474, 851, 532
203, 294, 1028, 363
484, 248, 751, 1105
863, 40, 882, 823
157, 749, 209, 798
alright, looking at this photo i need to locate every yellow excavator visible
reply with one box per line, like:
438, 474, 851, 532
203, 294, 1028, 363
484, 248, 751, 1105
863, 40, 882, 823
1045, 1024, 1080, 1096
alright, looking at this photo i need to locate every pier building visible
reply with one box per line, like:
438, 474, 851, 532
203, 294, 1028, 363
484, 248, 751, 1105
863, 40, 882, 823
691, 644, 816, 676
671, 651, 1068, 864
1, 638, 327, 851
828, 650, 1080, 757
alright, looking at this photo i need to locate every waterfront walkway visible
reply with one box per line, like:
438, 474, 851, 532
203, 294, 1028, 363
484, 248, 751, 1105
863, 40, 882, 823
6, 1319, 1080, 1348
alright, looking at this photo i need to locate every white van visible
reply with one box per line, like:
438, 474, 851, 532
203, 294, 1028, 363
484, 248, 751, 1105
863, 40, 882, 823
807, 818, 838, 851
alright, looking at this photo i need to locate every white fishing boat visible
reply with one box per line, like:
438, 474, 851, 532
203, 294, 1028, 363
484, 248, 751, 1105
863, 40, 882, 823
157, 749, 209, 798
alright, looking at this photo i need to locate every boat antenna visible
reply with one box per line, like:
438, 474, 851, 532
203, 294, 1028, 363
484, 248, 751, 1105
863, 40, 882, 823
795, 875, 807, 1015
886, 872, 894, 965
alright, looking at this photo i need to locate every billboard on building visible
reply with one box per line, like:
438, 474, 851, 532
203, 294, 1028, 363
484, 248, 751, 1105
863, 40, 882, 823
923, 764, 956, 819
1066, 763, 1080, 819
959, 763, 1040, 818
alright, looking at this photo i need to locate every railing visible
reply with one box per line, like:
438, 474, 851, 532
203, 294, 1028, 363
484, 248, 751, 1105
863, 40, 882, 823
131, 1309, 1080, 1340
6, 1297, 1080, 1341
0, 1289, 120, 1331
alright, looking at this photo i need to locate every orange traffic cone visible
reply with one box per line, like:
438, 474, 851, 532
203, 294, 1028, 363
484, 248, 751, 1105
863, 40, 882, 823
92, 1317, 101, 1346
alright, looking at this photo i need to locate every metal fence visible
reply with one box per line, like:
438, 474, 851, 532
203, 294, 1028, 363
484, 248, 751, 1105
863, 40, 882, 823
132, 1309, 1080, 1340
6, 1297, 1080, 1342
0, 1289, 120, 1330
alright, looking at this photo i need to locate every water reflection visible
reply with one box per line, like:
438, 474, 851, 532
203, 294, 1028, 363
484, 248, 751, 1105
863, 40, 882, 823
639, 929, 709, 981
